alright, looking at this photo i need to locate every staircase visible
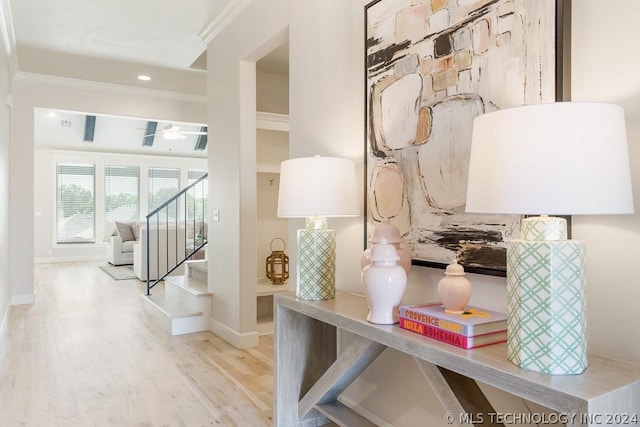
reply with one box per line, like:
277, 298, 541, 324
142, 258, 211, 335
140, 172, 211, 335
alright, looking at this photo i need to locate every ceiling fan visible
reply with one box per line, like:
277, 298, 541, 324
145, 124, 207, 140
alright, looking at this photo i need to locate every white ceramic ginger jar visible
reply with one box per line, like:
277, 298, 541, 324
437, 259, 472, 314
361, 244, 407, 324
361, 220, 411, 277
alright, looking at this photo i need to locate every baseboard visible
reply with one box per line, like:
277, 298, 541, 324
12, 293, 35, 305
337, 396, 393, 427
0, 303, 10, 344
210, 317, 259, 349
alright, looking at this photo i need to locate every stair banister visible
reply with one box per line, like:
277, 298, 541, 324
145, 173, 208, 296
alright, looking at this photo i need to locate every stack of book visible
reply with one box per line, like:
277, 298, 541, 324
398, 303, 507, 349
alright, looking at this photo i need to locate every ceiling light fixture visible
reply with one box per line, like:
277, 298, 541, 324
138, 75, 151, 81
162, 125, 187, 140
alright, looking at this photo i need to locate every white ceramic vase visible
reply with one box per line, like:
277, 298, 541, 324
361, 220, 411, 277
361, 244, 407, 324
437, 259, 472, 314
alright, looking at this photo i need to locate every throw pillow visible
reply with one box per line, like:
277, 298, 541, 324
115, 221, 135, 242
103, 222, 118, 242
131, 222, 141, 241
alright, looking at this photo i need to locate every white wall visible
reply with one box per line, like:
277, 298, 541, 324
264, 0, 640, 425
571, 1, 640, 363
206, 1, 290, 348
10, 74, 206, 304
0, 33, 11, 335
256, 70, 289, 115
33, 148, 206, 263
256, 129, 288, 173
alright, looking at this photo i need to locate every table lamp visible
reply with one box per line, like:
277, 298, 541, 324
277, 156, 360, 300
465, 102, 634, 375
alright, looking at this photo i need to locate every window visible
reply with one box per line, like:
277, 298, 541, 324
148, 167, 180, 218
188, 169, 207, 185
105, 165, 140, 222
187, 169, 208, 221
56, 163, 95, 243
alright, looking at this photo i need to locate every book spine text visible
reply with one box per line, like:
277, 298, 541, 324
400, 307, 470, 335
399, 317, 471, 349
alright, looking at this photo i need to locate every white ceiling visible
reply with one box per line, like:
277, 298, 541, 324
35, 109, 208, 158
7, 0, 289, 156
12, 0, 229, 71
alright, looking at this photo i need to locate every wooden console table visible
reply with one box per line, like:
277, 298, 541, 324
275, 291, 640, 426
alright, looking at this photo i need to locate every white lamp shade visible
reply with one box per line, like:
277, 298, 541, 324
277, 156, 360, 218
465, 102, 634, 215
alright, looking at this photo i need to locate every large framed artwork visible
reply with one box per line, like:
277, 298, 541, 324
365, 0, 569, 276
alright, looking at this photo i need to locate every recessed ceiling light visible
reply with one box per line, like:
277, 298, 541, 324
138, 75, 151, 81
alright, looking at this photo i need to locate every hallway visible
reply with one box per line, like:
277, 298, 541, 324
0, 262, 272, 426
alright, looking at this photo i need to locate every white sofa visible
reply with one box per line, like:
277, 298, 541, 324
133, 225, 186, 281
105, 221, 138, 265
107, 235, 135, 266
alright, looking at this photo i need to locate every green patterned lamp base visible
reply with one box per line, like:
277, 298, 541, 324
296, 217, 336, 300
506, 216, 587, 375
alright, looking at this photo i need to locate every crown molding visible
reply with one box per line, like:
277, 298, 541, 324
14, 72, 207, 104
257, 111, 289, 132
0, 0, 18, 75
198, 0, 253, 44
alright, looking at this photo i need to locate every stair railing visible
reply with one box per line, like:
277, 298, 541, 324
145, 173, 208, 296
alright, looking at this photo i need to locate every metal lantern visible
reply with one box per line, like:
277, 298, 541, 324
266, 238, 289, 285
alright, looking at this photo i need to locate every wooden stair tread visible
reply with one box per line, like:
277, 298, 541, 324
143, 293, 203, 319
164, 275, 210, 296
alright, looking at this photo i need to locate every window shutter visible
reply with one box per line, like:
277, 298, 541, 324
105, 165, 140, 222
56, 163, 95, 243
148, 167, 180, 218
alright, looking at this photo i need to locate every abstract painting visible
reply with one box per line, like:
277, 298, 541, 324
365, 0, 566, 276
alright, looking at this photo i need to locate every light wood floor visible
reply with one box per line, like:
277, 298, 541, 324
0, 262, 273, 426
